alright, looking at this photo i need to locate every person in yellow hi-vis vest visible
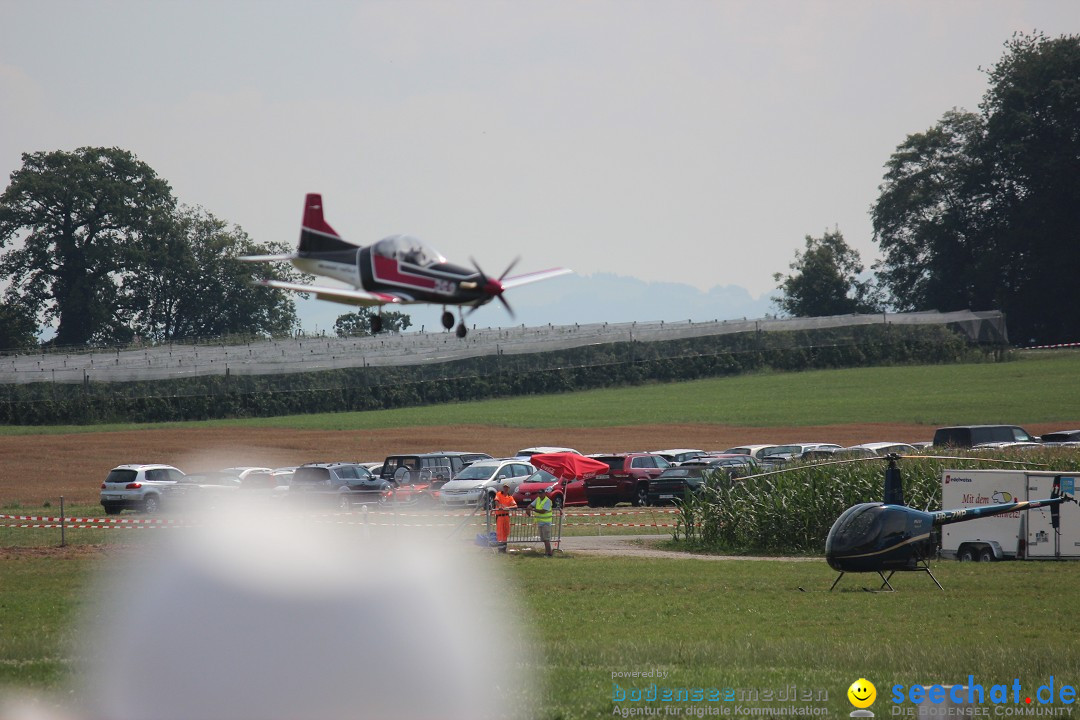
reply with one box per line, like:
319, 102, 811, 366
525, 485, 554, 556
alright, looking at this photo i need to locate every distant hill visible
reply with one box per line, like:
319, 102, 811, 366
296, 272, 777, 334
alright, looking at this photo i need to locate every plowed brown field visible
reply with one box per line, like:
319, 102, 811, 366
3, 421, 1074, 506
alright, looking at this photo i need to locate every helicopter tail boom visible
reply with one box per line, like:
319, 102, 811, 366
932, 494, 1073, 526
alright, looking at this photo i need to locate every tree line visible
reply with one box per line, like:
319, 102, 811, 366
774, 32, 1079, 345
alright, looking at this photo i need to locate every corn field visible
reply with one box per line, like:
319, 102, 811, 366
674, 450, 1080, 554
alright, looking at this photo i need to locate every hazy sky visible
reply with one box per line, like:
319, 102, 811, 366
2, 1, 1077, 329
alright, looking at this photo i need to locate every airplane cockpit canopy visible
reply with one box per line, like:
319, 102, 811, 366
372, 235, 446, 267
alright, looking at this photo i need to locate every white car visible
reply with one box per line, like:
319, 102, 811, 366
514, 446, 581, 458
651, 449, 707, 465
100, 464, 185, 514
844, 442, 919, 456
438, 459, 536, 508
220, 466, 273, 480
722, 444, 780, 460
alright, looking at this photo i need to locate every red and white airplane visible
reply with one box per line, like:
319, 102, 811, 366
241, 194, 571, 337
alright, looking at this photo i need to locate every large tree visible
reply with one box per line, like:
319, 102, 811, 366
0, 300, 38, 351
125, 206, 303, 341
871, 110, 994, 313
0, 147, 175, 346
772, 229, 880, 317
334, 308, 412, 337
1, 147, 307, 345
872, 32, 1080, 343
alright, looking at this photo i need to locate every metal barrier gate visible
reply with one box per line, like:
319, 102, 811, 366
481, 507, 564, 552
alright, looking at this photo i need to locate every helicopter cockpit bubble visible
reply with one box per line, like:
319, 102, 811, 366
825, 503, 883, 563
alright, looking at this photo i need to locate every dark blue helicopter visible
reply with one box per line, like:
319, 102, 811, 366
823, 455, 1075, 590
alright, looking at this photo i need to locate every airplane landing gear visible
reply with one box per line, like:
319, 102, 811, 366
370, 314, 383, 334
456, 323, 467, 339
441, 310, 455, 330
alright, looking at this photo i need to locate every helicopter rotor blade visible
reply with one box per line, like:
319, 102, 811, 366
899, 454, 1049, 468
737, 452, 1049, 482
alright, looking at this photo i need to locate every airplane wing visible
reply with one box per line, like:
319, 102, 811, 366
499, 267, 573, 291
258, 279, 401, 307
238, 254, 297, 263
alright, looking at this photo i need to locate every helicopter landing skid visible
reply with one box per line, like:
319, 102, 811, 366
829, 563, 944, 592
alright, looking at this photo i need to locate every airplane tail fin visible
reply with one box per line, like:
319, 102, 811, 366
298, 193, 360, 253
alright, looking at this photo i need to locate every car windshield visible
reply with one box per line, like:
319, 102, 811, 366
522, 470, 556, 485
371, 235, 446, 267
761, 445, 799, 458
659, 468, 692, 478
453, 464, 497, 481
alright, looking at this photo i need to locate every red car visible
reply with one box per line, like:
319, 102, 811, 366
513, 469, 588, 509
584, 453, 671, 506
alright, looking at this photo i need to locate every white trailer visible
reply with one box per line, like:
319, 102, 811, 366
940, 469, 1079, 561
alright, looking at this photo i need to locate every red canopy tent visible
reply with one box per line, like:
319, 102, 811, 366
528, 452, 609, 482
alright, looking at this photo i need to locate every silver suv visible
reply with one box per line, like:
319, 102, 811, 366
100, 464, 185, 514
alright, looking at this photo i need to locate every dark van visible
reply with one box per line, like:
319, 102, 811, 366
932, 425, 1037, 448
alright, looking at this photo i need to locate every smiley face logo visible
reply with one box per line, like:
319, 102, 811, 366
848, 678, 877, 708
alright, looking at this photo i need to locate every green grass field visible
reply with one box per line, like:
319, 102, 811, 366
3, 351, 1080, 718
4, 550, 1079, 718
2, 350, 1079, 435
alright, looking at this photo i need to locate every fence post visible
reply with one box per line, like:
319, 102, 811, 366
60, 496, 66, 548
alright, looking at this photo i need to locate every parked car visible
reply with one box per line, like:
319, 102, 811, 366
843, 442, 919, 456
513, 469, 587, 509
722, 444, 779, 461
584, 453, 671, 506
647, 465, 711, 505
426, 451, 493, 467
971, 441, 1045, 451
379, 452, 491, 487
100, 464, 185, 515
220, 466, 274, 480
514, 446, 581, 458
650, 449, 707, 465
291, 462, 391, 509
438, 459, 535, 508
694, 454, 762, 478
162, 471, 245, 511
236, 468, 294, 500
932, 425, 1038, 448
1041, 429, 1080, 444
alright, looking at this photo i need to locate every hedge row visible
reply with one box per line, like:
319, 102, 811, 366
0, 324, 996, 425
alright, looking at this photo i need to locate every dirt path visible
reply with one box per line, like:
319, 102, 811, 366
558, 534, 817, 562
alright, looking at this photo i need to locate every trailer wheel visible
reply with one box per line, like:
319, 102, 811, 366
958, 546, 977, 562
978, 547, 995, 562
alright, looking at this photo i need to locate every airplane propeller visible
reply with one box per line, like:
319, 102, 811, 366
469, 257, 520, 319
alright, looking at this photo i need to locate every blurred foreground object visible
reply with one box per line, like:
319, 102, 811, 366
9, 504, 529, 720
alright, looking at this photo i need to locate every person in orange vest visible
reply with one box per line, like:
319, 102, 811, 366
493, 483, 516, 553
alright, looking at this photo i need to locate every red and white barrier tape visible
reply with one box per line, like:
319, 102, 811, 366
0, 514, 188, 524
1, 508, 683, 530
1026, 342, 1080, 349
